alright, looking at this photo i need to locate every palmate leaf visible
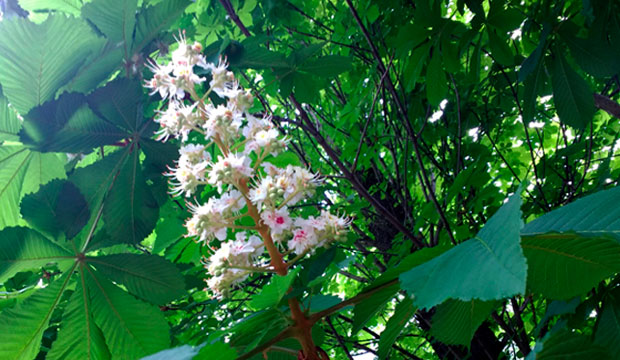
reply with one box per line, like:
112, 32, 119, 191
131, 0, 190, 54
0, 272, 73, 360
20, 93, 127, 153
87, 78, 146, 132
0, 15, 102, 114
47, 268, 111, 360
0, 87, 21, 142
21, 180, 90, 240
0, 146, 66, 229
87, 253, 186, 305
0, 227, 74, 284
400, 191, 526, 309
86, 267, 170, 359
17, 0, 83, 16
102, 148, 159, 245
82, 0, 138, 46
521, 185, 620, 299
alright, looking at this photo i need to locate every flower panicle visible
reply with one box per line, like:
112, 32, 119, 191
144, 34, 350, 298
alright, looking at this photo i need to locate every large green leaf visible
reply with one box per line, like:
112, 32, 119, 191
522, 235, 620, 299
430, 299, 498, 346
0, 146, 66, 229
0, 88, 21, 142
131, 0, 190, 54
60, 42, 124, 94
560, 29, 619, 78
86, 267, 170, 359
0, 227, 73, 284
70, 149, 129, 223
82, 0, 138, 47
595, 289, 620, 358
47, 269, 111, 360
0, 15, 101, 114
400, 191, 526, 309
0, 272, 73, 360
551, 52, 595, 129
18, 0, 83, 16
521, 185, 620, 240
377, 298, 415, 360
87, 253, 186, 305
529, 329, 610, 360
102, 148, 159, 245
21, 180, 90, 240
20, 93, 126, 153
87, 78, 145, 132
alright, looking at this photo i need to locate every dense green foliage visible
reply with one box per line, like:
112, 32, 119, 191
1, 0, 620, 358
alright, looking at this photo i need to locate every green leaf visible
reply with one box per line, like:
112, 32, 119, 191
0, 15, 101, 114
531, 329, 610, 360
595, 289, 620, 358
87, 78, 145, 132
131, 0, 190, 54
430, 299, 498, 346
47, 270, 111, 360
400, 191, 526, 309
0, 146, 66, 229
0, 227, 73, 284
560, 30, 618, 78
87, 253, 186, 305
249, 269, 298, 310
194, 342, 237, 360
488, 28, 513, 66
551, 52, 595, 129
522, 235, 620, 299
20, 93, 126, 153
82, 0, 138, 46
377, 298, 415, 360
426, 52, 447, 107
486, 6, 524, 32
86, 267, 170, 359
521, 185, 620, 240
61, 42, 124, 94
18, 0, 83, 16
102, 148, 159, 245
299, 55, 353, 78
351, 283, 399, 335
21, 180, 90, 239
0, 272, 73, 360
367, 245, 450, 290
0, 88, 21, 142
522, 60, 546, 123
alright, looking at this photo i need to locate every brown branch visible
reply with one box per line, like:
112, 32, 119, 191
594, 93, 620, 119
217, 0, 251, 37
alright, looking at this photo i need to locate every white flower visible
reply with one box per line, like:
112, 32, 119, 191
208, 153, 253, 187
260, 206, 292, 235
288, 227, 318, 255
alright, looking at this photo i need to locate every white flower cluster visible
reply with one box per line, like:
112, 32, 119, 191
145, 35, 350, 298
